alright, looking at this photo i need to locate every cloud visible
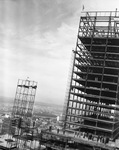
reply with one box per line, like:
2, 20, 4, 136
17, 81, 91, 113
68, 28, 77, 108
0, 0, 79, 104
1, 0, 119, 105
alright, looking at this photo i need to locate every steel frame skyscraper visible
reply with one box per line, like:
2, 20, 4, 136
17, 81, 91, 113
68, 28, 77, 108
63, 11, 119, 141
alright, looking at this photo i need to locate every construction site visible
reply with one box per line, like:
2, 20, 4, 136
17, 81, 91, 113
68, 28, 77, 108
1, 10, 119, 150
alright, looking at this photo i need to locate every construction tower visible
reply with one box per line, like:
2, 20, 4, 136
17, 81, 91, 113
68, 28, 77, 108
9, 79, 37, 148
12, 79, 37, 118
63, 11, 119, 141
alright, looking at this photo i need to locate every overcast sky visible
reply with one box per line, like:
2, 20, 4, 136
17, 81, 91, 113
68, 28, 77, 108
0, 0, 119, 105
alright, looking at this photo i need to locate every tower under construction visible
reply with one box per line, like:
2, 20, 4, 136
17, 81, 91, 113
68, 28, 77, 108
9, 79, 37, 149
36, 11, 119, 150
0, 79, 38, 150
12, 79, 37, 118
63, 11, 119, 141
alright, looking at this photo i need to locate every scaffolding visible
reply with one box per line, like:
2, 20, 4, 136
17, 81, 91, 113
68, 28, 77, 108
9, 79, 38, 149
12, 79, 37, 118
63, 11, 119, 141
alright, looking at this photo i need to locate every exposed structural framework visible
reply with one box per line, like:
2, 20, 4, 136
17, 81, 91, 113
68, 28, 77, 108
10, 79, 37, 136
12, 79, 37, 118
63, 11, 119, 141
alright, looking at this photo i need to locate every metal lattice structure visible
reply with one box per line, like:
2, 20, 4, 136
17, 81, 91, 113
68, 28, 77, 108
63, 11, 119, 141
9, 79, 37, 137
3, 79, 38, 149
12, 79, 37, 118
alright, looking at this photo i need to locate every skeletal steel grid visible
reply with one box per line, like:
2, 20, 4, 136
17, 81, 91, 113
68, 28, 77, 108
12, 79, 37, 118
63, 11, 119, 141
8, 79, 37, 149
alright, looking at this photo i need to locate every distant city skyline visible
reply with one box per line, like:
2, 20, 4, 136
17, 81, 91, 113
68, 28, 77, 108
0, 0, 119, 105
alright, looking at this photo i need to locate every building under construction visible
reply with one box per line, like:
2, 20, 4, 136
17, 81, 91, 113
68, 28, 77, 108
25, 10, 119, 150
1, 10, 119, 150
41, 11, 119, 150
0, 79, 38, 150
63, 10, 119, 148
